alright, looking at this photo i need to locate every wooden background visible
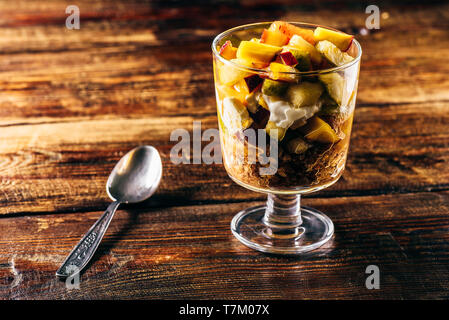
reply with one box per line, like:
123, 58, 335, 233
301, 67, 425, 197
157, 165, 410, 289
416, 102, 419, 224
0, 0, 448, 299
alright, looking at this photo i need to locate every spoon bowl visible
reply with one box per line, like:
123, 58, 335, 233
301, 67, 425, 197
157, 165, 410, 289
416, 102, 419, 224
107, 146, 162, 203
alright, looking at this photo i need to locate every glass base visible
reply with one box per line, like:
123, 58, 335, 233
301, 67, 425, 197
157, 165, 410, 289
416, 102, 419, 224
231, 204, 334, 255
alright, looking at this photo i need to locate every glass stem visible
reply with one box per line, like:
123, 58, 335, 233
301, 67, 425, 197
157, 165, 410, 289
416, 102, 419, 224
263, 194, 302, 237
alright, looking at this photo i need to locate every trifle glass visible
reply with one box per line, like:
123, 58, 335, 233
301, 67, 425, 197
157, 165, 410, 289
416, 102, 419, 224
212, 22, 361, 254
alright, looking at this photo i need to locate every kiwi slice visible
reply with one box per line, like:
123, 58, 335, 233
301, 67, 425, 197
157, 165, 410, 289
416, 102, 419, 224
262, 79, 288, 96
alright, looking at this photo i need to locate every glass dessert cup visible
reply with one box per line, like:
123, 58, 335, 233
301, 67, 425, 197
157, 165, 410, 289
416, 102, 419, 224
212, 22, 362, 254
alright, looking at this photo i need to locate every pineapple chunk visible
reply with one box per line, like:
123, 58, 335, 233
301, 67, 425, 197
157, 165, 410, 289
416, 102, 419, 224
265, 121, 287, 141
268, 62, 300, 83
219, 40, 237, 60
258, 95, 269, 110
236, 41, 282, 67
260, 29, 289, 46
319, 72, 345, 106
287, 82, 324, 108
216, 84, 246, 102
268, 21, 316, 45
286, 137, 310, 154
314, 27, 354, 51
300, 116, 340, 144
217, 59, 251, 85
233, 78, 250, 96
288, 35, 322, 64
221, 97, 253, 134
316, 40, 354, 66
262, 79, 288, 96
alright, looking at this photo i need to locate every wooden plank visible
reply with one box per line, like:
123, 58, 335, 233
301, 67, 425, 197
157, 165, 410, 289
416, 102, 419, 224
1, 101, 448, 215
0, 191, 448, 299
0, 3, 448, 126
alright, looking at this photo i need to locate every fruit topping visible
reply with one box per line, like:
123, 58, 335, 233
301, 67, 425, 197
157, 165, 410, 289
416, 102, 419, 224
244, 74, 264, 92
315, 40, 354, 66
265, 121, 287, 141
260, 29, 289, 46
314, 27, 354, 51
262, 78, 289, 96
318, 92, 339, 115
269, 21, 316, 45
219, 40, 238, 60
217, 59, 251, 85
268, 62, 300, 83
287, 82, 324, 108
300, 116, 340, 143
245, 89, 261, 114
236, 41, 282, 67
221, 97, 253, 134
319, 72, 345, 106
279, 50, 298, 66
258, 95, 269, 110
288, 35, 322, 65
282, 47, 312, 71
250, 105, 270, 129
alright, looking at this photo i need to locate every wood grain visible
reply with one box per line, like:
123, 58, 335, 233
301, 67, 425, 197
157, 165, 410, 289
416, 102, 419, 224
1, 100, 448, 215
0, 0, 448, 299
0, 191, 448, 299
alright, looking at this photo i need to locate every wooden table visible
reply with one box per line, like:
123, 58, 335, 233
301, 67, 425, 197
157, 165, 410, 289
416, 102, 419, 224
0, 0, 448, 300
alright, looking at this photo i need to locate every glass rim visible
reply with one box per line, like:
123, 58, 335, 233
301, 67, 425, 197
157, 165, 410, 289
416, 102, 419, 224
211, 21, 362, 76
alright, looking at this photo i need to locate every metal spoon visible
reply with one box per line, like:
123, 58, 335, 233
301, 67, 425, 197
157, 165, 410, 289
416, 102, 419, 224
56, 146, 162, 278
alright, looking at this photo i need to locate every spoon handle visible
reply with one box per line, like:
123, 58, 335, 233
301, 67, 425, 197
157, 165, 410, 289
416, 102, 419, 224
56, 201, 121, 278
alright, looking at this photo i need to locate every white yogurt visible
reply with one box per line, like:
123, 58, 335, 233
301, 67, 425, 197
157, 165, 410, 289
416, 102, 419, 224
263, 95, 321, 129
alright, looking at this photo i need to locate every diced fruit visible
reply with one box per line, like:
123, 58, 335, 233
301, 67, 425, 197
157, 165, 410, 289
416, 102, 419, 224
316, 40, 354, 66
216, 84, 246, 102
268, 21, 316, 45
260, 29, 289, 46
286, 137, 310, 154
233, 79, 250, 96
219, 40, 237, 60
282, 47, 312, 71
314, 27, 354, 51
250, 106, 270, 129
318, 91, 340, 115
279, 51, 298, 66
217, 59, 251, 85
221, 97, 253, 133
288, 35, 322, 64
319, 72, 345, 105
236, 41, 282, 67
300, 116, 340, 143
262, 78, 289, 96
268, 62, 300, 83
245, 90, 260, 114
265, 121, 287, 141
244, 74, 263, 92
287, 82, 324, 108
258, 95, 269, 110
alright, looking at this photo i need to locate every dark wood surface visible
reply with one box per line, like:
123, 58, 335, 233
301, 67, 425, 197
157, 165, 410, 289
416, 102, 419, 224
0, 0, 448, 299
